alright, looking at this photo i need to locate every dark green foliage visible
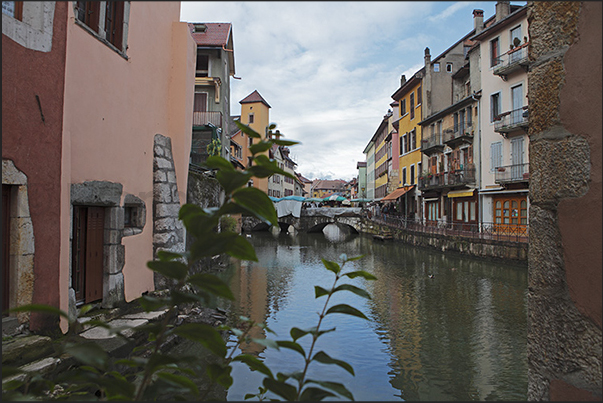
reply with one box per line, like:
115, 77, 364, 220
2, 124, 376, 401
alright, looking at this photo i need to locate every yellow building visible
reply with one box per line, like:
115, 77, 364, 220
390, 70, 424, 217
235, 90, 271, 192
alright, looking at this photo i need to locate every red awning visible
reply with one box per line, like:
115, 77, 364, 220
382, 185, 415, 201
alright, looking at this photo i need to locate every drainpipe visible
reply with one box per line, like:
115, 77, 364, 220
472, 91, 483, 228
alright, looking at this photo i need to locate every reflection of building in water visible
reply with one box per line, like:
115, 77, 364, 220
366, 253, 424, 401
230, 259, 269, 355
228, 241, 297, 356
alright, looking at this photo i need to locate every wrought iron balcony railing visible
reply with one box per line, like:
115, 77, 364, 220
418, 165, 476, 190
494, 106, 528, 133
493, 45, 529, 77
494, 163, 529, 184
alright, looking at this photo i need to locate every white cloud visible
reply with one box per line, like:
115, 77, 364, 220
180, 1, 499, 181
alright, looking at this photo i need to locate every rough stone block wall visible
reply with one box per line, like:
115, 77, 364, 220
527, 2, 602, 400
153, 134, 186, 290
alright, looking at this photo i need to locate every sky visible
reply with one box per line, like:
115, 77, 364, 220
180, 1, 505, 182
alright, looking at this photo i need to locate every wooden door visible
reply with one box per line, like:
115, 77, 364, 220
2, 185, 11, 316
72, 206, 104, 304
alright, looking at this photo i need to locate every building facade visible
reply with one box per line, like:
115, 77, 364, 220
3, 1, 195, 332
188, 22, 236, 165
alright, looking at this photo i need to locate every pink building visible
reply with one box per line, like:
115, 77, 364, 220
3, 1, 196, 333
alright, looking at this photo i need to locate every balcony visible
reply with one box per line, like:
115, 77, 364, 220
495, 163, 529, 184
493, 45, 529, 79
443, 121, 475, 148
494, 106, 528, 134
418, 164, 476, 190
193, 111, 223, 128
421, 134, 444, 156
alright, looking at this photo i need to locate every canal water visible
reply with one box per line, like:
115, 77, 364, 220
188, 224, 527, 401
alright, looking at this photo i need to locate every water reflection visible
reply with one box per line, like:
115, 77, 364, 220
212, 225, 527, 401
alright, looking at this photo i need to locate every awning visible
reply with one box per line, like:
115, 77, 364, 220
382, 185, 415, 201
447, 189, 475, 198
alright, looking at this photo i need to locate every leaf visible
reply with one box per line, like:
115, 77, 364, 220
178, 203, 206, 221
272, 139, 300, 147
314, 285, 330, 298
235, 120, 262, 138
227, 235, 259, 261
8, 304, 70, 321
138, 295, 169, 312
321, 258, 340, 274
216, 169, 253, 195
63, 341, 108, 370
146, 260, 188, 281
156, 372, 199, 396
276, 340, 306, 357
187, 273, 235, 300
249, 141, 273, 155
325, 304, 368, 320
308, 380, 355, 401
206, 363, 233, 388
290, 327, 310, 341
204, 155, 235, 172
263, 377, 298, 401
232, 187, 278, 226
343, 270, 377, 281
156, 250, 184, 262
299, 386, 336, 401
232, 354, 274, 378
173, 323, 227, 358
250, 337, 280, 350
189, 232, 238, 261
312, 351, 354, 375
345, 254, 366, 262
332, 284, 371, 299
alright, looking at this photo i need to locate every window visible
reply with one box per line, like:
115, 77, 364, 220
434, 63, 440, 72
510, 25, 522, 47
410, 129, 416, 151
196, 53, 209, 77
400, 99, 407, 116
193, 92, 207, 112
410, 93, 415, 120
466, 106, 472, 127
2, 1, 23, 20
248, 113, 254, 124
74, 2, 128, 54
490, 37, 500, 67
75, 1, 100, 30
410, 165, 415, 185
446, 62, 453, 73
490, 142, 503, 171
417, 86, 422, 105
490, 92, 501, 122
104, 1, 124, 50
402, 167, 407, 185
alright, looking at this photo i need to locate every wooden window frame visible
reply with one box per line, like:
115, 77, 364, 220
3, 1, 23, 21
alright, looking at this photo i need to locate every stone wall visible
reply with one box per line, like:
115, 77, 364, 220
527, 2, 602, 400
152, 134, 186, 289
361, 219, 528, 263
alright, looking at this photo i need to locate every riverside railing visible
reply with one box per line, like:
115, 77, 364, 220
370, 213, 528, 243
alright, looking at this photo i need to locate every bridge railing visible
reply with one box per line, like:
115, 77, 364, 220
370, 213, 528, 243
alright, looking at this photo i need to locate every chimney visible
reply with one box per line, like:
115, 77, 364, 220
473, 9, 484, 34
400, 74, 406, 86
495, 1, 510, 22
424, 47, 432, 116
424, 47, 431, 66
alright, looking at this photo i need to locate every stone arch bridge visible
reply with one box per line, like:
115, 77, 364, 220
241, 207, 366, 234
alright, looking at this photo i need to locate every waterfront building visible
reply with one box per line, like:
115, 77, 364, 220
390, 70, 424, 219
188, 22, 236, 165
356, 162, 368, 199
471, 2, 530, 233
363, 140, 376, 200
231, 90, 272, 192
2, 2, 195, 332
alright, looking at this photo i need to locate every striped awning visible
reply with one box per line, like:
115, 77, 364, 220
447, 189, 475, 198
